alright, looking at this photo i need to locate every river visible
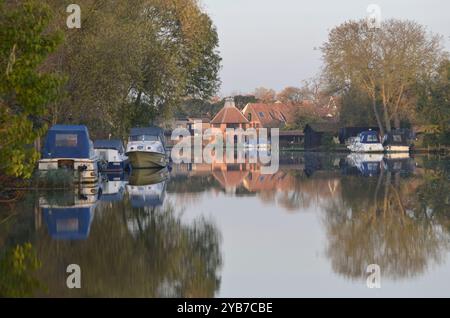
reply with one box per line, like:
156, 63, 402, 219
1, 152, 449, 297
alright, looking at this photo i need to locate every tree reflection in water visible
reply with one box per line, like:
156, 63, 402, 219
1, 191, 222, 297
324, 159, 450, 281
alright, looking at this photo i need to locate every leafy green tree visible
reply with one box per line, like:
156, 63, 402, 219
416, 60, 450, 145
43, 0, 221, 138
0, 0, 63, 178
0, 243, 43, 297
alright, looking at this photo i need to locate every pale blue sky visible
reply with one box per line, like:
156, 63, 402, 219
202, 0, 450, 96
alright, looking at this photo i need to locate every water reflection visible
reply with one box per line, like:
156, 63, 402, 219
325, 155, 450, 281
39, 187, 100, 241
127, 168, 169, 208
1, 153, 450, 297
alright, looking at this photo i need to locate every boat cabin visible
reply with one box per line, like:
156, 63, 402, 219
383, 129, 412, 152
128, 127, 166, 147
358, 131, 381, 144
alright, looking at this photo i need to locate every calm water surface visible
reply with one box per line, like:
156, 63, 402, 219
1, 152, 449, 297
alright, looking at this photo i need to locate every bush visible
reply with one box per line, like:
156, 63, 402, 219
34, 169, 74, 189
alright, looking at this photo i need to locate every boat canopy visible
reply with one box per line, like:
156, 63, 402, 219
42, 125, 94, 159
42, 207, 94, 240
130, 127, 164, 137
94, 139, 125, 154
383, 129, 412, 146
129, 127, 166, 147
359, 131, 381, 144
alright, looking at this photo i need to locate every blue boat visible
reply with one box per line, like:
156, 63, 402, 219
94, 139, 129, 172
39, 125, 99, 184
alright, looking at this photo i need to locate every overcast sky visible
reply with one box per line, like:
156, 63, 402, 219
202, 0, 450, 96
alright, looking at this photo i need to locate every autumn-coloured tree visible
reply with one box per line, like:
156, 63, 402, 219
322, 19, 445, 136
277, 87, 304, 105
254, 87, 276, 103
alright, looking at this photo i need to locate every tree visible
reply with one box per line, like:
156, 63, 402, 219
322, 19, 445, 136
416, 59, 450, 145
254, 87, 276, 103
277, 87, 304, 105
339, 87, 377, 127
0, 0, 63, 178
42, 0, 221, 138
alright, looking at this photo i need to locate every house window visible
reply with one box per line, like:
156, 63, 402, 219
248, 113, 252, 121
258, 112, 265, 118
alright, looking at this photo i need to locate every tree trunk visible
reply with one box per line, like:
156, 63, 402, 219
372, 99, 385, 136
135, 90, 142, 106
383, 102, 392, 133
394, 114, 401, 129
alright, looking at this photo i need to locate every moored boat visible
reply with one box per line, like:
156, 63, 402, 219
383, 130, 412, 153
38, 125, 99, 184
126, 127, 168, 169
347, 130, 384, 153
94, 139, 129, 172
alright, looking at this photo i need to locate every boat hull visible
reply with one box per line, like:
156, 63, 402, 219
126, 151, 168, 169
348, 143, 384, 153
385, 145, 410, 153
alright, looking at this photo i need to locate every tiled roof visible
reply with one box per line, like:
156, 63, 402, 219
242, 103, 298, 128
211, 100, 249, 125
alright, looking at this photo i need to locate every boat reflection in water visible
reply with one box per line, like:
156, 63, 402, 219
126, 168, 170, 237
344, 152, 415, 177
39, 186, 101, 240
346, 153, 384, 177
127, 168, 170, 208
100, 172, 128, 202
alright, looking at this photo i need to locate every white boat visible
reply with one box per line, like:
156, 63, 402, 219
346, 153, 384, 177
126, 127, 168, 169
347, 131, 384, 153
38, 125, 100, 184
94, 139, 129, 172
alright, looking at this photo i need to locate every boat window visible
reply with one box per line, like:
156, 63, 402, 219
366, 134, 379, 142
393, 135, 403, 142
130, 135, 160, 142
55, 134, 78, 147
